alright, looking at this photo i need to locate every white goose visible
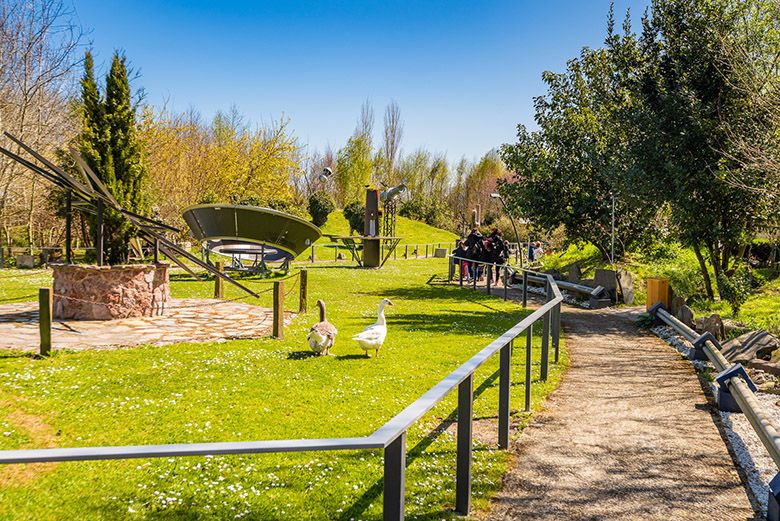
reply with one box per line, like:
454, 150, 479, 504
353, 298, 394, 357
307, 300, 338, 355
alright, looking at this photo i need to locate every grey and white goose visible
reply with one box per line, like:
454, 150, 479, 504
307, 300, 338, 355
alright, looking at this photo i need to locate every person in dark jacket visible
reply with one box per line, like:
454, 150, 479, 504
453, 240, 470, 280
488, 229, 508, 283
465, 228, 483, 280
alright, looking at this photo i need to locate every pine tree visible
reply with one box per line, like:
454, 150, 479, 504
78, 51, 147, 264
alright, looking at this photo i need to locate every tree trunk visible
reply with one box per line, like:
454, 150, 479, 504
707, 241, 722, 283
721, 242, 732, 274
693, 243, 714, 300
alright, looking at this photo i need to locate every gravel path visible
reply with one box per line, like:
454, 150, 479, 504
486, 305, 758, 520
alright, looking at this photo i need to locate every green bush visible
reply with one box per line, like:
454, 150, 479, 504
343, 202, 365, 234
399, 194, 450, 229
663, 263, 705, 300
307, 191, 335, 227
717, 265, 753, 316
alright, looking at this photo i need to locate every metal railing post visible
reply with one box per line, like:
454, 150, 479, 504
540, 280, 551, 381
486, 265, 492, 295
456, 374, 473, 515
472, 265, 477, 290
553, 303, 561, 364
541, 312, 550, 382
522, 270, 528, 308
525, 324, 533, 412
459, 259, 464, 287
310, 245, 315, 263
384, 432, 406, 521
503, 266, 508, 301
498, 341, 512, 449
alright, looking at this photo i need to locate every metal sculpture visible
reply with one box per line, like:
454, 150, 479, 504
0, 132, 259, 297
182, 204, 322, 275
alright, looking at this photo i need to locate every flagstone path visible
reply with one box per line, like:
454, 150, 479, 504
0, 298, 293, 352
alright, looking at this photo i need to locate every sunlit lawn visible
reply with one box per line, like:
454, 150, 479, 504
0, 258, 566, 520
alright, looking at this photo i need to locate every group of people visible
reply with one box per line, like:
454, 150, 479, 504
453, 227, 510, 283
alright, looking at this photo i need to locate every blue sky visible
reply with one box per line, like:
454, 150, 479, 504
73, 0, 650, 161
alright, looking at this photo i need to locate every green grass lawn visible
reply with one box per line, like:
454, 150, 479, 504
297, 211, 458, 261
0, 258, 566, 520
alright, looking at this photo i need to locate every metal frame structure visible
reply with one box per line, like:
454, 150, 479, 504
0, 266, 563, 521
0, 132, 258, 297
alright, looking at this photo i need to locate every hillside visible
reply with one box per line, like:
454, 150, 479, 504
297, 211, 457, 260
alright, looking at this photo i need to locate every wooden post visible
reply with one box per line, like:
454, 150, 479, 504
214, 261, 224, 299
299, 269, 308, 313
273, 280, 284, 339
39, 288, 52, 356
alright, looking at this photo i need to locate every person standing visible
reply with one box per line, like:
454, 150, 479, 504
453, 240, 470, 280
466, 228, 483, 280
489, 229, 508, 283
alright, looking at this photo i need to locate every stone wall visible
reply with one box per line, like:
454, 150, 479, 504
53, 264, 170, 320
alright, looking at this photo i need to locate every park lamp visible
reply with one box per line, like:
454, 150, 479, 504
318, 167, 333, 182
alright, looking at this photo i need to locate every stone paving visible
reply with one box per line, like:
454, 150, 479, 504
0, 298, 294, 352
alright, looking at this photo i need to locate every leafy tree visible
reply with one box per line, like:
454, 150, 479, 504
334, 134, 372, 206
500, 11, 656, 260
78, 51, 147, 264
628, 0, 768, 297
308, 190, 335, 227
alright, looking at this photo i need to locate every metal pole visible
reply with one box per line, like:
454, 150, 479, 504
611, 192, 615, 266
553, 303, 561, 364
456, 374, 473, 515
486, 265, 492, 295
153, 239, 160, 264
498, 341, 512, 449
384, 432, 406, 520
310, 245, 315, 263
65, 190, 72, 264
522, 270, 528, 308
541, 308, 550, 381
525, 324, 533, 412
503, 266, 508, 301
96, 198, 104, 266
473, 265, 477, 291
459, 259, 464, 287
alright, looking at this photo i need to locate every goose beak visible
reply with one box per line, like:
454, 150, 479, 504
386, 299, 394, 306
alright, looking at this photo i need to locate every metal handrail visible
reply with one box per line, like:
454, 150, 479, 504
0, 268, 564, 521
654, 307, 780, 469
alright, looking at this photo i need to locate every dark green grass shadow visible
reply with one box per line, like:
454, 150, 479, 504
337, 367, 502, 521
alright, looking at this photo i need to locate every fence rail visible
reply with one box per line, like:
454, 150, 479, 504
652, 305, 780, 518
0, 265, 563, 520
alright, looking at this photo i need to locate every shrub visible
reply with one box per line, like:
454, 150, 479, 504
343, 202, 365, 234
308, 191, 335, 227
663, 264, 706, 300
399, 194, 451, 229
717, 265, 753, 316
